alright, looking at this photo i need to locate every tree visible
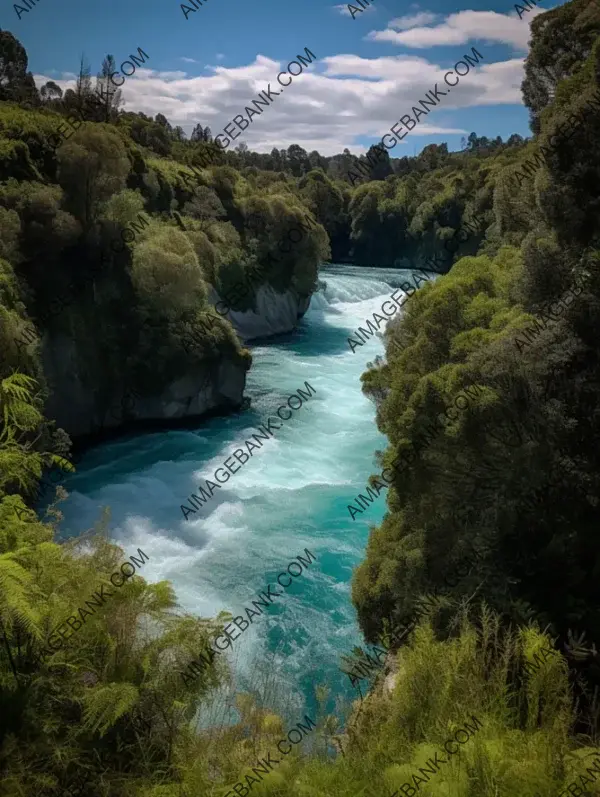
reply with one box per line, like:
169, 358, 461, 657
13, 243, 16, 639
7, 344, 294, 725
56, 127, 131, 231
0, 31, 30, 103
299, 170, 348, 260
327, 149, 355, 183
417, 143, 448, 172
131, 225, 208, 314
392, 155, 415, 177
183, 186, 226, 229
18, 72, 40, 107
191, 124, 206, 142
40, 80, 63, 102
270, 148, 283, 171
308, 150, 327, 172
521, 0, 600, 133
235, 141, 249, 167
94, 55, 123, 122
74, 54, 92, 114
154, 113, 171, 131
366, 144, 394, 181
287, 144, 310, 177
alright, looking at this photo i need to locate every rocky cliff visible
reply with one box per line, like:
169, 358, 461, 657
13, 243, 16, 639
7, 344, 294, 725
41, 332, 248, 440
210, 285, 312, 342
40, 283, 312, 440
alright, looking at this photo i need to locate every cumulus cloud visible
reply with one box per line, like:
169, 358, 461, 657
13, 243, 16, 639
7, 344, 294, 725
388, 12, 439, 30
368, 9, 546, 50
34, 44, 523, 156
151, 71, 188, 80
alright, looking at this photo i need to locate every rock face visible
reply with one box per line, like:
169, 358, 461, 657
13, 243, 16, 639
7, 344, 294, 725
210, 285, 312, 342
41, 285, 312, 440
41, 332, 247, 439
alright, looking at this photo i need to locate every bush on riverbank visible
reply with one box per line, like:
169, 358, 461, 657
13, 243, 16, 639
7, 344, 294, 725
356, 0, 600, 737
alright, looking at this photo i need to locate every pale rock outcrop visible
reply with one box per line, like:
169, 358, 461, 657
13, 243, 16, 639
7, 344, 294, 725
210, 285, 311, 342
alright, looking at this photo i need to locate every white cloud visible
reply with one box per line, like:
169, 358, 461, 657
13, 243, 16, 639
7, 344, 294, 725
34, 44, 524, 156
180, 57, 198, 64
368, 9, 546, 51
151, 71, 188, 80
388, 12, 439, 30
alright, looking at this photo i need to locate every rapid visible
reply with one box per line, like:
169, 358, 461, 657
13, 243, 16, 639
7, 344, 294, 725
49, 265, 423, 724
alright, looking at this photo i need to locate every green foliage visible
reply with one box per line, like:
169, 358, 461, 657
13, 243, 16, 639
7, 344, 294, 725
0, 137, 40, 182
354, 6, 600, 745
0, 207, 21, 264
2, 13, 600, 797
182, 185, 226, 229
56, 126, 131, 230
0, 375, 232, 792
0, 373, 49, 495
299, 169, 350, 260
81, 682, 141, 736
343, 151, 514, 269
100, 187, 146, 227
522, 0, 600, 132
131, 223, 207, 314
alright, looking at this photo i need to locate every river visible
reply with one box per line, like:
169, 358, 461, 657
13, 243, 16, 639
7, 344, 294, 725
49, 264, 420, 726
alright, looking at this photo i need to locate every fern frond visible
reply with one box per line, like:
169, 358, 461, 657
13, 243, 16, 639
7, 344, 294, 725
0, 552, 42, 638
81, 682, 140, 737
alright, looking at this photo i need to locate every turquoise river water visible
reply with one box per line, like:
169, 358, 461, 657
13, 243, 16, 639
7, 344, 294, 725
50, 264, 422, 727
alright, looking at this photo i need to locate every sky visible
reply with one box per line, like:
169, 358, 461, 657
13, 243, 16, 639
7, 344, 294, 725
2, 0, 561, 156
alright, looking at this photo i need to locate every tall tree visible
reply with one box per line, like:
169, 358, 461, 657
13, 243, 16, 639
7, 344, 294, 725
270, 148, 283, 171
235, 141, 249, 167
75, 54, 92, 114
287, 144, 310, 177
57, 127, 131, 232
327, 148, 355, 183
0, 31, 29, 102
19, 72, 40, 107
308, 150, 327, 172
191, 124, 205, 142
155, 113, 172, 132
94, 55, 122, 122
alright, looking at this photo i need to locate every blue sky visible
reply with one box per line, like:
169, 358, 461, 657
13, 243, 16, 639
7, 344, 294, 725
2, 0, 560, 156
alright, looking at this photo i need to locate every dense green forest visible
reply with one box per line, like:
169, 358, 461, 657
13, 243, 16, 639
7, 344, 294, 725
2, 0, 600, 792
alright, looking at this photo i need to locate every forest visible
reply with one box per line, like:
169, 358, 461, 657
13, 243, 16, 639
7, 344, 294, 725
1, 0, 600, 792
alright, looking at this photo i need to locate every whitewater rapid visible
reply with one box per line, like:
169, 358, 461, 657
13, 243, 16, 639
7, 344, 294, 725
50, 265, 422, 723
